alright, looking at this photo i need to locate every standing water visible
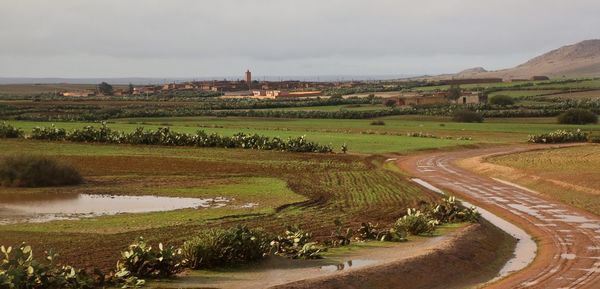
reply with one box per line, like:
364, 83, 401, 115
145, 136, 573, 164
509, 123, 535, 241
0, 192, 229, 224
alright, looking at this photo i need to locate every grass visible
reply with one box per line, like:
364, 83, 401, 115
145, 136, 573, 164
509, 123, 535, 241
537, 90, 600, 100
487, 90, 562, 98
257, 104, 386, 112
6, 119, 473, 154
488, 145, 600, 215
0, 138, 438, 270
8, 116, 600, 152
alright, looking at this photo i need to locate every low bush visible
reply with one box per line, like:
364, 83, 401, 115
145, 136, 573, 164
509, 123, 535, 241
370, 120, 385, 126
383, 99, 397, 108
395, 208, 438, 236
488, 95, 515, 106
30, 124, 67, 141
27, 124, 335, 153
589, 135, 600, 143
0, 122, 22, 138
116, 237, 185, 279
452, 110, 484, 123
0, 244, 96, 289
357, 222, 406, 242
557, 108, 598, 124
67, 122, 120, 143
528, 129, 588, 143
428, 196, 480, 223
0, 155, 82, 187
182, 226, 271, 269
270, 226, 325, 259
328, 219, 353, 247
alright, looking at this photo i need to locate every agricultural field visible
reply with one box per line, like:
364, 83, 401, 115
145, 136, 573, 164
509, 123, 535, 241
0, 138, 439, 270
487, 145, 600, 215
487, 90, 562, 98
6, 115, 600, 153
257, 103, 386, 112
1, 78, 599, 288
0, 83, 128, 96
536, 89, 600, 100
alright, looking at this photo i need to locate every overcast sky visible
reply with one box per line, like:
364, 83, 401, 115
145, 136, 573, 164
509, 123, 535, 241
1, 0, 599, 78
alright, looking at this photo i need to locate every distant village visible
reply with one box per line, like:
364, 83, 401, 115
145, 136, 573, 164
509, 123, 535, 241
59, 70, 551, 106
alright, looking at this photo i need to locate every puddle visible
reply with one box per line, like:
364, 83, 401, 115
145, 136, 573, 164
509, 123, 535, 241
0, 193, 229, 224
240, 202, 259, 208
412, 178, 537, 281
320, 259, 376, 272
507, 203, 544, 219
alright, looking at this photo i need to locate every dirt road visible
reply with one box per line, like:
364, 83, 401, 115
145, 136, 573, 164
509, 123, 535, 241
398, 145, 600, 289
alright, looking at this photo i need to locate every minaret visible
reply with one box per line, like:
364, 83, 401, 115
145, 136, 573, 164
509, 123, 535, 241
245, 69, 252, 89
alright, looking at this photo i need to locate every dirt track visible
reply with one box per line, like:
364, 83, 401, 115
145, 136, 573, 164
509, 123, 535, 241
398, 145, 600, 289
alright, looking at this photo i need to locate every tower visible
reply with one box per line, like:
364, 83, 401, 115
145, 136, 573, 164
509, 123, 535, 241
245, 70, 252, 84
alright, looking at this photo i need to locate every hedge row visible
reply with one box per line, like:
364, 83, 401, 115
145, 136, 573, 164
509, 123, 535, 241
26, 124, 335, 153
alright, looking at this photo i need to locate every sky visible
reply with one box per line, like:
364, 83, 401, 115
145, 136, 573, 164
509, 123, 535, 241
1, 0, 599, 79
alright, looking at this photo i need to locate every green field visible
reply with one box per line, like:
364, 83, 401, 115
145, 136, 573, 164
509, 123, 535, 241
487, 145, 600, 215
487, 90, 562, 98
7, 116, 600, 154
0, 137, 438, 270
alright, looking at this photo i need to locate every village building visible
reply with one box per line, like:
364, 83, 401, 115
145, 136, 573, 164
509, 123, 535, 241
385, 91, 486, 106
61, 90, 95, 97
250, 90, 321, 99
133, 86, 159, 95
452, 91, 487, 105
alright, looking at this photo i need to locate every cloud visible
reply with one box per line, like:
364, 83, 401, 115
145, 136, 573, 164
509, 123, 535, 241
1, 0, 599, 77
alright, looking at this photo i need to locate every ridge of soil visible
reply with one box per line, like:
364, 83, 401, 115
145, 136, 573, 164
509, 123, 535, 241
270, 221, 514, 289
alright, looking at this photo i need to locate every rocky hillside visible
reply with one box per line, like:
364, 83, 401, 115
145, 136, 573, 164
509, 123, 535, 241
455, 39, 600, 79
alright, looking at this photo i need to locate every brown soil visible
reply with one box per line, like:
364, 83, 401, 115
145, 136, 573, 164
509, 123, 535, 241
398, 144, 600, 289
270, 221, 514, 289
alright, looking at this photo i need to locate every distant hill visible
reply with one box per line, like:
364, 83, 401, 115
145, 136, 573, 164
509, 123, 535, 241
454, 39, 600, 80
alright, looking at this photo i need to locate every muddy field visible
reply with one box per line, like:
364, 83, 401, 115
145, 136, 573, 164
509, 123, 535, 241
0, 139, 438, 270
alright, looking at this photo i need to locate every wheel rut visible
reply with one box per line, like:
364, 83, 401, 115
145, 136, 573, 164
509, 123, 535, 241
398, 145, 600, 289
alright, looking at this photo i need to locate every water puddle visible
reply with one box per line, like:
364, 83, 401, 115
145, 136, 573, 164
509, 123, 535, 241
320, 259, 376, 272
411, 178, 537, 281
0, 193, 229, 224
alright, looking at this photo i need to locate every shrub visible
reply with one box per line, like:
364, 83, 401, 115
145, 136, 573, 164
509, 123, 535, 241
328, 220, 353, 247
0, 122, 22, 138
270, 226, 325, 259
0, 244, 96, 289
558, 109, 598, 124
452, 110, 484, 123
383, 99, 397, 108
370, 120, 385, 126
26, 125, 335, 153
182, 226, 271, 269
395, 208, 438, 235
67, 122, 120, 143
0, 155, 82, 187
589, 135, 600, 143
528, 129, 588, 143
489, 95, 515, 106
116, 237, 185, 279
357, 222, 406, 242
428, 196, 480, 223
30, 125, 67, 141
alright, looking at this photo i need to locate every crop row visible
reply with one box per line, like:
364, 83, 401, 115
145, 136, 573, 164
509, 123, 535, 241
1, 195, 478, 289
1, 122, 335, 153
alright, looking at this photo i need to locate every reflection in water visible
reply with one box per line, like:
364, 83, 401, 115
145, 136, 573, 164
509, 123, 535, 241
0, 193, 229, 224
1, 192, 80, 204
